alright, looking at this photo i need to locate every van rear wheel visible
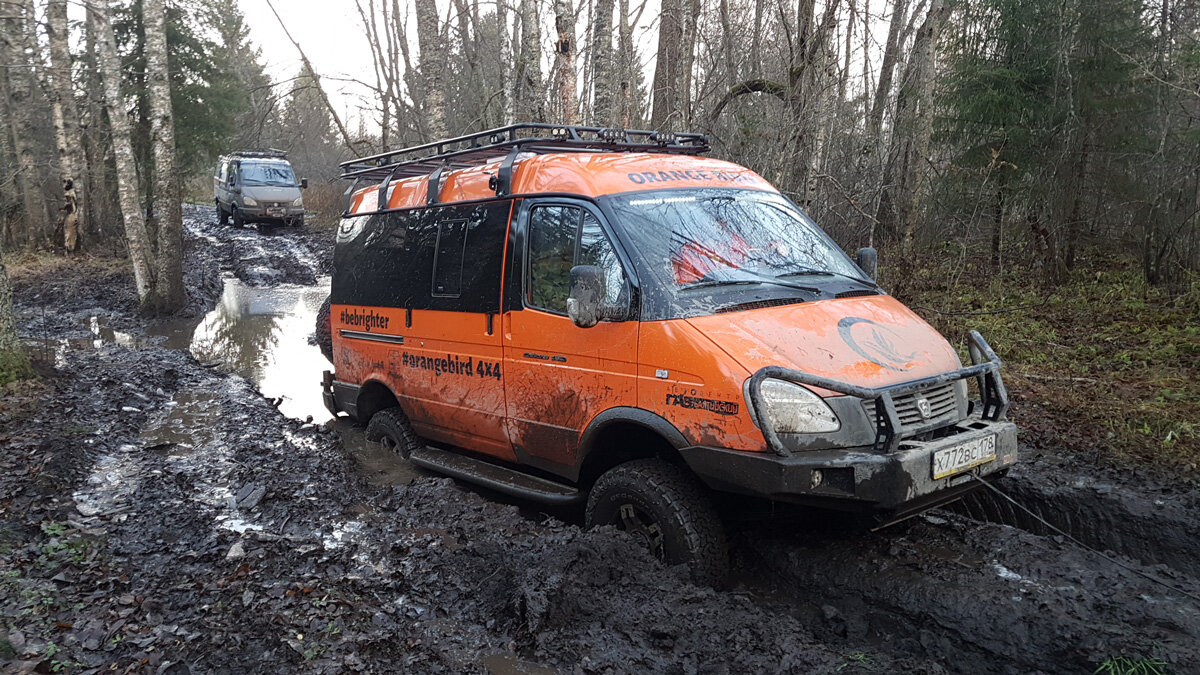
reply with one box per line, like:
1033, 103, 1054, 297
586, 459, 728, 586
365, 407, 419, 459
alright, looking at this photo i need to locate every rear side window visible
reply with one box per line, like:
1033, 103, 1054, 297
527, 205, 624, 314
331, 201, 511, 313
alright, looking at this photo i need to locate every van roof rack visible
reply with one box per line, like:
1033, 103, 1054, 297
339, 123, 709, 182
227, 149, 289, 160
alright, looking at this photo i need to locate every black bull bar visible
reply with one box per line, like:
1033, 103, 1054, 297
746, 331, 1009, 457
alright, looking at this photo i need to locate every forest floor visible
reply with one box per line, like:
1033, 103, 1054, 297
890, 249, 1200, 479
1, 209, 1198, 674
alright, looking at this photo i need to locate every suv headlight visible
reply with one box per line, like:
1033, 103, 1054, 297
292, 197, 304, 207
243, 196, 258, 207
754, 379, 840, 433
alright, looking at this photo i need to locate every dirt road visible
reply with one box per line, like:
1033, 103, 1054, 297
3, 207, 1197, 674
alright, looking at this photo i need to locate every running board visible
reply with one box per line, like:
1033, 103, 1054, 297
409, 446, 583, 506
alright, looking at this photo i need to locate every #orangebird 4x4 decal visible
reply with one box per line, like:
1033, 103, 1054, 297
401, 352, 502, 380
837, 316, 918, 372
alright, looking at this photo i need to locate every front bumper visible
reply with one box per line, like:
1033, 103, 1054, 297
680, 415, 1017, 515
703, 330, 1017, 517
241, 205, 305, 220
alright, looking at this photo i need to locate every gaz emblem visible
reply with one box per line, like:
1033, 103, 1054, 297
916, 398, 932, 420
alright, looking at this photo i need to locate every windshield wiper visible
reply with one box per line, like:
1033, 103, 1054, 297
683, 271, 820, 293
682, 278, 764, 290
775, 268, 876, 286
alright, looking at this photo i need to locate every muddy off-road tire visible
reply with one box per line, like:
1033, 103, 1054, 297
217, 204, 229, 226
365, 407, 420, 459
586, 459, 728, 586
232, 207, 244, 228
315, 296, 333, 362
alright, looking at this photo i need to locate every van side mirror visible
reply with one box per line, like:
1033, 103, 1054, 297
227, 175, 236, 187
856, 247, 878, 281
568, 265, 603, 328
301, 178, 309, 190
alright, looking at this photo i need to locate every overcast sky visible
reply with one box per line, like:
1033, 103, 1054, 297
239, 0, 382, 129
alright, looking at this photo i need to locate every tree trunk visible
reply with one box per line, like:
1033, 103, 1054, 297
46, 0, 88, 252
552, 0, 578, 123
677, 0, 701, 125
414, 0, 447, 138
869, 0, 907, 139
0, 257, 33, 384
90, 0, 156, 302
143, 0, 184, 312
616, 0, 638, 126
514, 0, 544, 122
650, 0, 683, 128
876, 0, 946, 250
1, 0, 52, 247
83, 10, 109, 240
591, 0, 614, 125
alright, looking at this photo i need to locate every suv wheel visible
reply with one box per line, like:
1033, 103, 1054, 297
315, 296, 333, 362
586, 459, 728, 586
365, 407, 419, 459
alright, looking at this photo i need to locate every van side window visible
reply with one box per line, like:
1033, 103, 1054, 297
528, 206, 575, 313
578, 212, 625, 306
527, 205, 625, 314
431, 219, 468, 297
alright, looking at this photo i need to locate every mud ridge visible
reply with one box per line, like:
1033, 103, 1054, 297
736, 513, 1200, 675
952, 457, 1200, 578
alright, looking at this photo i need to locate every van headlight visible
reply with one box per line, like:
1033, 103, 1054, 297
243, 196, 258, 206
292, 197, 303, 207
753, 379, 840, 433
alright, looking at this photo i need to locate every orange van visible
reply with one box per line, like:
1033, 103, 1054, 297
319, 124, 1017, 584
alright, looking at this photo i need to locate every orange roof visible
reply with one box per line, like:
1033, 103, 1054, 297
347, 152, 778, 214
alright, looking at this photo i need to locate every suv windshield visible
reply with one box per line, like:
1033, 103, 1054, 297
240, 162, 297, 187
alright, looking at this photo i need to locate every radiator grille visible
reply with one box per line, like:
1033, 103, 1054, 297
862, 382, 959, 429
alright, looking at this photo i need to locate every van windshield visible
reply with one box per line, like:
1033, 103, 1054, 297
240, 162, 298, 187
604, 189, 866, 293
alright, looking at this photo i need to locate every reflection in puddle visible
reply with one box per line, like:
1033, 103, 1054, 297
181, 277, 332, 423
41, 273, 428, 488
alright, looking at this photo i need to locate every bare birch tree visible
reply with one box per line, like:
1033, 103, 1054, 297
89, 0, 155, 301
143, 0, 184, 311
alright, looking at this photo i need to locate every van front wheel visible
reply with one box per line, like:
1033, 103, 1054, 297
586, 459, 728, 586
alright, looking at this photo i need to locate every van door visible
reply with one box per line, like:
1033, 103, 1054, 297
502, 200, 638, 477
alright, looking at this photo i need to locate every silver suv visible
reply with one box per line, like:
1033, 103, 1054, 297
214, 150, 307, 227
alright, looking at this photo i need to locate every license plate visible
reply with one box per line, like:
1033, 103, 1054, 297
932, 435, 997, 479
267, 207, 284, 217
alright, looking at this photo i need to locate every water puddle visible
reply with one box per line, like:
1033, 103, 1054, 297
164, 276, 333, 423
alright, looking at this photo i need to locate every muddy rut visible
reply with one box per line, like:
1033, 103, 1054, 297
4, 206, 1199, 675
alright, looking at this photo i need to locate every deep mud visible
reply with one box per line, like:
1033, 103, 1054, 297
4, 205, 1200, 674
